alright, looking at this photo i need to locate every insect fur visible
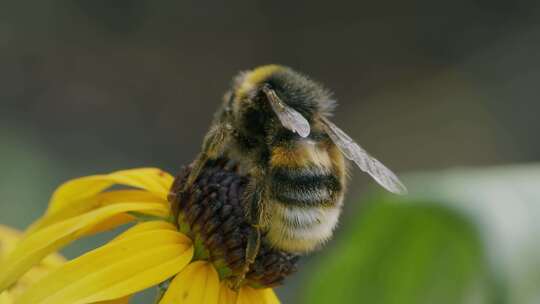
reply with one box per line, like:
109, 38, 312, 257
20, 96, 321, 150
179, 64, 407, 285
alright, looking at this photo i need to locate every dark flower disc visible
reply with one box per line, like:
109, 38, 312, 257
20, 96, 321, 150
169, 158, 299, 288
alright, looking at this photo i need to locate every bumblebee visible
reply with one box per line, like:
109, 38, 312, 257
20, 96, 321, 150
180, 65, 406, 284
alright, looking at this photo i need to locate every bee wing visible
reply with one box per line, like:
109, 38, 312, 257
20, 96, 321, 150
271, 102, 311, 138
263, 86, 311, 138
321, 117, 408, 195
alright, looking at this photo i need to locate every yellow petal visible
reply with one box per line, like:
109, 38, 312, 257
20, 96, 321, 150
110, 221, 177, 242
0, 224, 65, 272
159, 261, 220, 304
0, 202, 168, 292
40, 252, 66, 269
0, 291, 13, 304
237, 286, 280, 304
93, 296, 130, 304
0, 225, 23, 260
28, 190, 169, 234
0, 226, 65, 300
218, 282, 237, 304
9, 263, 65, 298
81, 214, 134, 237
46, 168, 174, 215
16, 227, 193, 304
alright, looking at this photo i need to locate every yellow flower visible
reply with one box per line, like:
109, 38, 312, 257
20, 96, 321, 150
0, 168, 279, 304
0, 225, 65, 304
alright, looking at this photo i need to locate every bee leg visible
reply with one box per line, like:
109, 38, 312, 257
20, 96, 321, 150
173, 124, 229, 216
232, 227, 261, 289
232, 183, 263, 289
182, 152, 209, 193
171, 151, 209, 219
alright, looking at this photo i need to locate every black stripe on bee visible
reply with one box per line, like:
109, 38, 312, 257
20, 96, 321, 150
269, 166, 341, 207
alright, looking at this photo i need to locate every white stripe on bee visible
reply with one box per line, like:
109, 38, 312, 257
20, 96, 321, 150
280, 205, 326, 226
265, 198, 343, 253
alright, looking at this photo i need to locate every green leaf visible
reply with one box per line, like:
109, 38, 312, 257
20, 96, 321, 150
405, 165, 540, 304
302, 201, 495, 304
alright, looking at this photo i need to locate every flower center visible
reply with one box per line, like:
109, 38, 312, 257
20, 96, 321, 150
169, 158, 299, 288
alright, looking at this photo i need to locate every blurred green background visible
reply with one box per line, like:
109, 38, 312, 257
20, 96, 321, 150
1, 1, 539, 303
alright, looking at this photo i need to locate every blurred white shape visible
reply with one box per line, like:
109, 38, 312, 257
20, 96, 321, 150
406, 164, 540, 304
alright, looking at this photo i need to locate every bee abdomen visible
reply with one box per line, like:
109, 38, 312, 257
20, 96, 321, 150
269, 166, 341, 207
266, 203, 342, 253
265, 166, 343, 253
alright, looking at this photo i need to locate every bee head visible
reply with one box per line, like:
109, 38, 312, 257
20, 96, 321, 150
228, 65, 335, 139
